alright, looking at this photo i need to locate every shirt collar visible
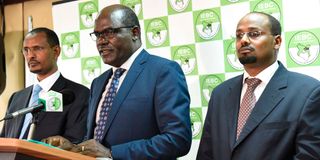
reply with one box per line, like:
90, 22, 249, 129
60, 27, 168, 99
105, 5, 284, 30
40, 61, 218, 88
35, 70, 61, 92
242, 61, 279, 84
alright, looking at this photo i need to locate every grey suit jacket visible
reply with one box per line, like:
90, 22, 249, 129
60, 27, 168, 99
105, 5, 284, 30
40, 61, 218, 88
197, 61, 320, 160
1, 75, 89, 143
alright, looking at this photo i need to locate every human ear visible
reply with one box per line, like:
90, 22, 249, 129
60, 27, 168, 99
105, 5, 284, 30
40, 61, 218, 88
273, 35, 282, 50
131, 26, 140, 41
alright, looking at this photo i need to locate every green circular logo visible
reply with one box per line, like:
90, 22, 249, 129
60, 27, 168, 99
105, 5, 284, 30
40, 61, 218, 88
122, 0, 142, 16
288, 31, 320, 65
80, 1, 98, 28
49, 97, 61, 111
169, 0, 190, 12
173, 46, 196, 74
83, 57, 101, 83
62, 33, 79, 58
190, 108, 202, 138
202, 75, 222, 102
253, 0, 281, 21
195, 9, 220, 40
146, 18, 168, 46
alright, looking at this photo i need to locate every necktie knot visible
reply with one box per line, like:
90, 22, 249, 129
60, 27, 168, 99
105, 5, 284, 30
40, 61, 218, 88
114, 68, 126, 79
33, 84, 42, 95
245, 78, 261, 90
31, 84, 42, 105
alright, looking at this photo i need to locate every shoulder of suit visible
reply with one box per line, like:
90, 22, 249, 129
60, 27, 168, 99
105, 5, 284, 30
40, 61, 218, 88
287, 71, 320, 86
60, 76, 89, 91
12, 86, 33, 96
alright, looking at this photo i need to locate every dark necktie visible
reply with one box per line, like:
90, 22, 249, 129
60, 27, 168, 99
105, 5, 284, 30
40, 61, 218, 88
94, 68, 126, 142
237, 78, 261, 139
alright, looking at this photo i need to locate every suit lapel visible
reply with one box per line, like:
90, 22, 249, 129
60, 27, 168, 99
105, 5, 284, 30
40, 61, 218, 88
233, 63, 288, 148
12, 87, 33, 138
102, 50, 148, 137
227, 76, 243, 148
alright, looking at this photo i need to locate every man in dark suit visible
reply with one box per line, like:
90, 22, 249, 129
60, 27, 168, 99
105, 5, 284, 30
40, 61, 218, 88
197, 12, 320, 160
42, 4, 191, 159
1, 27, 89, 143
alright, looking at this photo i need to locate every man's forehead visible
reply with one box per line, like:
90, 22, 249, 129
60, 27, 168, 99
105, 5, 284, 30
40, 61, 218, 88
237, 14, 269, 30
23, 34, 47, 46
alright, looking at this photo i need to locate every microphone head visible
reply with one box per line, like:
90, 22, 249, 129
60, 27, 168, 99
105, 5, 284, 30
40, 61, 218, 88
39, 89, 75, 112
39, 91, 63, 112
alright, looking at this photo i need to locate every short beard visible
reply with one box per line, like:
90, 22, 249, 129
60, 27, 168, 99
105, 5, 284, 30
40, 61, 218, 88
238, 56, 257, 64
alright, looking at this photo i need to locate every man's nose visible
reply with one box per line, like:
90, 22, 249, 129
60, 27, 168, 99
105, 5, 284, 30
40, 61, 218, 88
239, 33, 250, 46
24, 49, 37, 57
96, 36, 109, 45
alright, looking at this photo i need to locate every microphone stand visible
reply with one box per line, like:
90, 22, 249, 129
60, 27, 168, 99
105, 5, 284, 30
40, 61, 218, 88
27, 112, 40, 140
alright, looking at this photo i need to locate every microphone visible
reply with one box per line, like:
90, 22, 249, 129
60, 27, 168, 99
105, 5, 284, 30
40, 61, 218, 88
0, 89, 75, 121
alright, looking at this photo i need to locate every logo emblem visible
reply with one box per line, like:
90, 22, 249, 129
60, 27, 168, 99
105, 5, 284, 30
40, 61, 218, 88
190, 108, 202, 139
201, 75, 223, 105
146, 18, 169, 47
225, 39, 243, 71
79, 1, 98, 29
288, 31, 319, 65
173, 45, 197, 75
61, 32, 80, 59
195, 9, 221, 40
82, 57, 101, 84
121, 0, 143, 18
48, 97, 62, 111
42, 91, 63, 112
169, 0, 190, 12
252, 0, 282, 21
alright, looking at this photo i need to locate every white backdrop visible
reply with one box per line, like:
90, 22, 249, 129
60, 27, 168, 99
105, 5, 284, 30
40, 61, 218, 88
45, 0, 320, 159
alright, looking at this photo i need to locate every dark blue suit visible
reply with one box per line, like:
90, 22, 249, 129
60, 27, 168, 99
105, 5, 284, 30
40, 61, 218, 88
197, 62, 320, 160
86, 50, 191, 160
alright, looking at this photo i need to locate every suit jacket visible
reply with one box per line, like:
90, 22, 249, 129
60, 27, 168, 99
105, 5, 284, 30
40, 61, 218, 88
1, 75, 89, 143
86, 50, 192, 160
197, 62, 320, 160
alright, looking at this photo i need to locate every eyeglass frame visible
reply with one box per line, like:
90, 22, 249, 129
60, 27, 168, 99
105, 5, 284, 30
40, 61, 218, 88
235, 30, 277, 41
89, 26, 136, 41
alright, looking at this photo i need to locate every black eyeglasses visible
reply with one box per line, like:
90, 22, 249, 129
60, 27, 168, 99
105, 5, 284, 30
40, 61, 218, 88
235, 31, 274, 41
89, 26, 135, 41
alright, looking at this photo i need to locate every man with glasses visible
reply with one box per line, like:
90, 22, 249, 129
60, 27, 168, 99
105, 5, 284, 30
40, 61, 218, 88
43, 4, 191, 159
1, 28, 89, 144
197, 12, 320, 159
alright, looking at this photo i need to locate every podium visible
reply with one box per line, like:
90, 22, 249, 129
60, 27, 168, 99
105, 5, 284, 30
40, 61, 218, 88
0, 138, 95, 160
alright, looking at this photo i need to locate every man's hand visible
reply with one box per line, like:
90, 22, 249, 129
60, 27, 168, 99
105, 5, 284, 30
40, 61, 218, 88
41, 135, 75, 151
75, 139, 112, 158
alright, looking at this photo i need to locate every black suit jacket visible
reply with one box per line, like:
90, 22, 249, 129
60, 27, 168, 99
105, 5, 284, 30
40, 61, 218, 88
197, 62, 320, 160
1, 75, 89, 143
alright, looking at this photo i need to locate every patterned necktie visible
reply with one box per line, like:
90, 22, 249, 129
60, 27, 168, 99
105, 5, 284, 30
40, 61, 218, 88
20, 84, 42, 139
94, 68, 126, 142
236, 78, 261, 139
